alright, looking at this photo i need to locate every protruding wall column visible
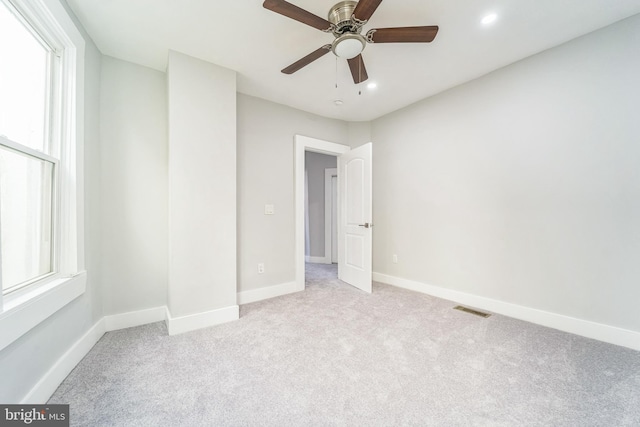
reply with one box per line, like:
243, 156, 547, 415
166, 51, 238, 334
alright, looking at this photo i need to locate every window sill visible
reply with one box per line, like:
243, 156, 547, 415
0, 272, 86, 352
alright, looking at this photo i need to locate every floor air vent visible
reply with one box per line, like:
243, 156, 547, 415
453, 306, 491, 318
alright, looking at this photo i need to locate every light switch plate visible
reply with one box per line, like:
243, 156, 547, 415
264, 204, 275, 215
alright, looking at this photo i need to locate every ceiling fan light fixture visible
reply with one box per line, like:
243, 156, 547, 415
264, 0, 439, 85
332, 33, 366, 59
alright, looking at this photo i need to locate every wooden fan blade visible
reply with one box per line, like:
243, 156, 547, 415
282, 45, 332, 74
367, 26, 439, 43
353, 0, 383, 22
347, 54, 368, 84
263, 0, 333, 31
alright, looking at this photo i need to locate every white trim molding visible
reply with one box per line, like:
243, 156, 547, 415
19, 271, 640, 404
165, 305, 239, 336
20, 305, 167, 403
21, 317, 105, 404
305, 256, 330, 264
237, 281, 300, 305
104, 306, 167, 332
20, 301, 244, 403
373, 272, 640, 351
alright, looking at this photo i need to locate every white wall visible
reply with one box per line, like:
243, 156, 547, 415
237, 94, 349, 292
348, 121, 372, 147
0, 0, 103, 402
100, 56, 168, 315
167, 51, 237, 319
305, 152, 336, 258
372, 15, 640, 333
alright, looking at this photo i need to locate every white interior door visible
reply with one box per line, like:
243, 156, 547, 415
338, 143, 372, 293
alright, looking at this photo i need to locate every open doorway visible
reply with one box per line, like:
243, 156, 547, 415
304, 152, 337, 264
294, 135, 373, 293
304, 152, 338, 281
294, 135, 349, 291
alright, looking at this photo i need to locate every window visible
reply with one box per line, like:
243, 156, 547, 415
0, 0, 86, 351
0, 0, 58, 294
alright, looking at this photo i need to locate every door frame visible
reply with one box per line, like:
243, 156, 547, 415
295, 135, 350, 291
324, 168, 338, 264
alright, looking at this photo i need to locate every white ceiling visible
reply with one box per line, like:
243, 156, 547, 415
67, 0, 640, 121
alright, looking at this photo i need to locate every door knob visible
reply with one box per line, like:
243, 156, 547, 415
358, 223, 373, 228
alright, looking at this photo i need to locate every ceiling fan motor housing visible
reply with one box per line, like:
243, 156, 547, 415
328, 1, 367, 58
328, 1, 362, 35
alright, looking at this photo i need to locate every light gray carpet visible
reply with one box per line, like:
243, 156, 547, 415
50, 263, 640, 426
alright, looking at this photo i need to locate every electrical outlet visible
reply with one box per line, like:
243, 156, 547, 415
264, 204, 275, 215
257, 263, 265, 274
392, 254, 398, 264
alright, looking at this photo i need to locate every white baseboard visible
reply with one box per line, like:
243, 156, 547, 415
237, 281, 300, 305
373, 272, 640, 351
165, 305, 239, 336
305, 256, 330, 264
104, 306, 166, 331
21, 318, 106, 404
21, 303, 244, 403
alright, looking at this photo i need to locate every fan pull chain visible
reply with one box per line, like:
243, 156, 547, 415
335, 56, 338, 89
358, 58, 362, 95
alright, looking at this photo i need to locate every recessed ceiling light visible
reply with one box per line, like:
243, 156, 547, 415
481, 13, 497, 25
334, 99, 344, 106
367, 82, 377, 90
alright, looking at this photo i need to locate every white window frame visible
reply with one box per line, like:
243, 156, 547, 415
0, 0, 86, 352
0, 138, 59, 296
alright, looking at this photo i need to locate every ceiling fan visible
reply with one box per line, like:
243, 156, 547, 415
263, 0, 439, 84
